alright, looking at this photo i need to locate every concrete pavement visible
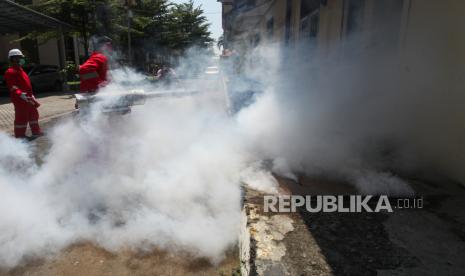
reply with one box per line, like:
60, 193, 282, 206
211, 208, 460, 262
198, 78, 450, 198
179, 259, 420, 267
240, 175, 465, 275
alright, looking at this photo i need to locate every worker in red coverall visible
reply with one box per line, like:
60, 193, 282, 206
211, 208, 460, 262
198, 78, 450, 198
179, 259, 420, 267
79, 36, 113, 93
3, 49, 42, 138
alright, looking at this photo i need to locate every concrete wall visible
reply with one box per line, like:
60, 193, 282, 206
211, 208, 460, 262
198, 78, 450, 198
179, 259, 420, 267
223, 0, 465, 184
317, 0, 344, 56
315, 0, 465, 184
290, 0, 301, 43
399, 0, 465, 184
255, 0, 287, 44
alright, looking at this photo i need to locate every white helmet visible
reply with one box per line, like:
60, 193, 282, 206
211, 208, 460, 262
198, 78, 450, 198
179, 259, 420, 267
8, 49, 24, 58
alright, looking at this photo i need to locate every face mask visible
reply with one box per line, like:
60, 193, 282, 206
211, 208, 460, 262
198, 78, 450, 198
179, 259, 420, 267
19, 58, 26, 66
101, 44, 114, 57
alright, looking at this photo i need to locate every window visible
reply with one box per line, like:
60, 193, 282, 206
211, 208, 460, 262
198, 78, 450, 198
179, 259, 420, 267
300, 0, 320, 42
301, 0, 320, 17
309, 10, 320, 38
235, 0, 256, 11
266, 18, 274, 39
285, 0, 292, 44
346, 0, 365, 35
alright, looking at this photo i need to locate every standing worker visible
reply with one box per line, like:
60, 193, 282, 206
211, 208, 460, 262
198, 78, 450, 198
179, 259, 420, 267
3, 49, 42, 139
156, 64, 177, 85
79, 36, 113, 93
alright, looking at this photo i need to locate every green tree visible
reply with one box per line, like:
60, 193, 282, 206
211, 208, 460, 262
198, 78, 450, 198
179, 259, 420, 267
31, 0, 105, 57
27, 0, 214, 63
165, 0, 214, 50
113, 0, 171, 62
116, 0, 214, 64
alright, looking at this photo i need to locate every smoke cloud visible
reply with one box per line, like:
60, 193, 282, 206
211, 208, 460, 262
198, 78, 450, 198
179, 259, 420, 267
236, 39, 464, 193
0, 34, 463, 267
0, 69, 270, 267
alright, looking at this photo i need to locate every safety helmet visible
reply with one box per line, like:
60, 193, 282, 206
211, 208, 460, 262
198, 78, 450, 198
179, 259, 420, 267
8, 49, 24, 58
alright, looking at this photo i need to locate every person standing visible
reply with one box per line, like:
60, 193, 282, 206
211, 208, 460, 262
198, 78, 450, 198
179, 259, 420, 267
156, 64, 177, 85
3, 49, 42, 138
79, 36, 112, 93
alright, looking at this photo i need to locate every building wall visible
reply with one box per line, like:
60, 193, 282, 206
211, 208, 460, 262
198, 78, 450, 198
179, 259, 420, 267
252, 0, 292, 46
221, 0, 465, 184
271, 0, 287, 42
0, 34, 21, 63
290, 0, 301, 43
316, 0, 465, 184
38, 39, 60, 66
224, 0, 465, 71
398, 0, 465, 184
0, 34, 61, 66
0, 0, 70, 67
317, 0, 344, 56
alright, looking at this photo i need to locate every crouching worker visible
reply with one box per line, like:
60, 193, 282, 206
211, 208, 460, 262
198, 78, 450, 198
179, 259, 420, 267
79, 36, 112, 93
4, 49, 42, 138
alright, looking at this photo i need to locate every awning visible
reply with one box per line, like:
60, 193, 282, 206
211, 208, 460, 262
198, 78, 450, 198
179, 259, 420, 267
0, 0, 72, 34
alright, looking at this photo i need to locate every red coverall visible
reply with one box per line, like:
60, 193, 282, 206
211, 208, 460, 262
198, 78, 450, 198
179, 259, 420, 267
79, 52, 108, 92
4, 65, 41, 138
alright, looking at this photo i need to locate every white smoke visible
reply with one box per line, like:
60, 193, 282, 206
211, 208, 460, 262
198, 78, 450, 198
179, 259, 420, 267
1, 36, 462, 267
0, 69, 276, 267
235, 39, 463, 195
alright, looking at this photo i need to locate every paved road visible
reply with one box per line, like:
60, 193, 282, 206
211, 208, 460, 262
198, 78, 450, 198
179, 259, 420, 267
0, 92, 75, 134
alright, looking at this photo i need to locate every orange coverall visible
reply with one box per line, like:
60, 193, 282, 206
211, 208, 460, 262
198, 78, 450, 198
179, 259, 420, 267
79, 52, 108, 93
4, 65, 41, 138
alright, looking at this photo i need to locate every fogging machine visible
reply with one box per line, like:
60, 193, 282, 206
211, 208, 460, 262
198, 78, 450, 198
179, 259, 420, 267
74, 89, 199, 114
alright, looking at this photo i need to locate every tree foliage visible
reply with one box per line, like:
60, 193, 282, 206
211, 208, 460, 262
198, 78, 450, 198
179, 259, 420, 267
164, 1, 214, 49
32, 0, 104, 57
29, 0, 214, 60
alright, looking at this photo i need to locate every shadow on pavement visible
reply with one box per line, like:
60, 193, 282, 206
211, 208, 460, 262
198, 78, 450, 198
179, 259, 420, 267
277, 174, 465, 275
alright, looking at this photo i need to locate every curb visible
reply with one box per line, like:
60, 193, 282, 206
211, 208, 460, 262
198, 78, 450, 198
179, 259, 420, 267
239, 185, 333, 276
240, 188, 295, 276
